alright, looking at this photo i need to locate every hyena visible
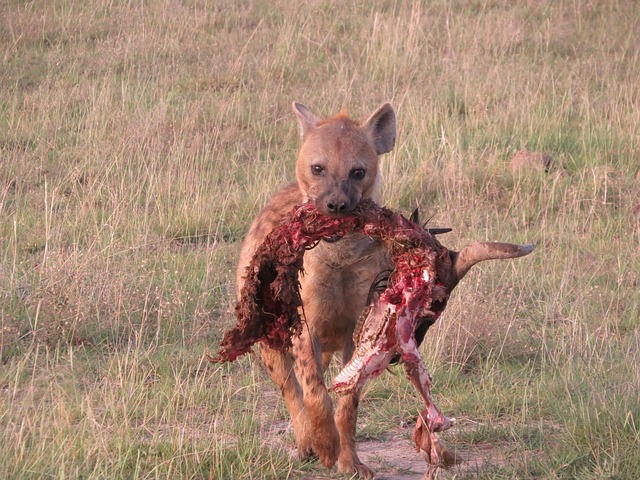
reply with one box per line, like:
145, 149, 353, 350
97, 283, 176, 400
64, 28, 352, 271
236, 102, 396, 477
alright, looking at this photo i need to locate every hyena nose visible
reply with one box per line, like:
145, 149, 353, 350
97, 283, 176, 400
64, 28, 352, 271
326, 200, 348, 214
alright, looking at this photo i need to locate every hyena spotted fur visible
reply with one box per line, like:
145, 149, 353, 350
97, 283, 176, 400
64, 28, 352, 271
236, 103, 396, 478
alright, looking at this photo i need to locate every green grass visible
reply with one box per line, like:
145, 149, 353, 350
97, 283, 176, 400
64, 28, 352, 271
1, 0, 639, 478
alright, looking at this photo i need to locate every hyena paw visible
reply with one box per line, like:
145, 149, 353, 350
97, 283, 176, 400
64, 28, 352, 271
338, 458, 376, 479
311, 425, 340, 468
295, 437, 314, 461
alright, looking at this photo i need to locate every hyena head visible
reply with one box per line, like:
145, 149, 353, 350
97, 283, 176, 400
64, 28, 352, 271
293, 102, 396, 216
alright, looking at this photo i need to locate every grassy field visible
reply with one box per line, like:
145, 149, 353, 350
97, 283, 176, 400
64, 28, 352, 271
1, 0, 639, 478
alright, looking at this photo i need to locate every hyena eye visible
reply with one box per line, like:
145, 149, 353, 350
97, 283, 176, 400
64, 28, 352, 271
311, 165, 324, 175
349, 168, 365, 180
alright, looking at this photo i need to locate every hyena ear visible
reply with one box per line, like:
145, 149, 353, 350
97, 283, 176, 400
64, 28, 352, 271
292, 102, 320, 140
363, 103, 396, 155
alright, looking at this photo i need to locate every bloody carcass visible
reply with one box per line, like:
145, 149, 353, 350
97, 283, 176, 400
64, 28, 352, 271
213, 199, 534, 466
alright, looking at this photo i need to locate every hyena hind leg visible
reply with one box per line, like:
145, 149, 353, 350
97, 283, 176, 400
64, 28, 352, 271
258, 343, 313, 459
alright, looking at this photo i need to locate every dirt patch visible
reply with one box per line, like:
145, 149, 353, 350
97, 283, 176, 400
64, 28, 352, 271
265, 419, 512, 480
358, 431, 511, 480
356, 432, 439, 480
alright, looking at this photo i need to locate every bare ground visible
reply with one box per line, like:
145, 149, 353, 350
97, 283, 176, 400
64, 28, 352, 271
356, 431, 504, 480
265, 416, 513, 480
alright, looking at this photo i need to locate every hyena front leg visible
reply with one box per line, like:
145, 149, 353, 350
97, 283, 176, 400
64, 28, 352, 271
292, 329, 340, 468
335, 345, 374, 478
335, 391, 374, 478
258, 343, 313, 459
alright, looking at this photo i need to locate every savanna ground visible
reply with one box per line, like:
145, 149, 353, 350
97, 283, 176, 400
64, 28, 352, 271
1, 1, 639, 478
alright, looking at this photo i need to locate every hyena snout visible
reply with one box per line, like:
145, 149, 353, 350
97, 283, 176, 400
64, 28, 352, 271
321, 188, 358, 216
326, 198, 348, 214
